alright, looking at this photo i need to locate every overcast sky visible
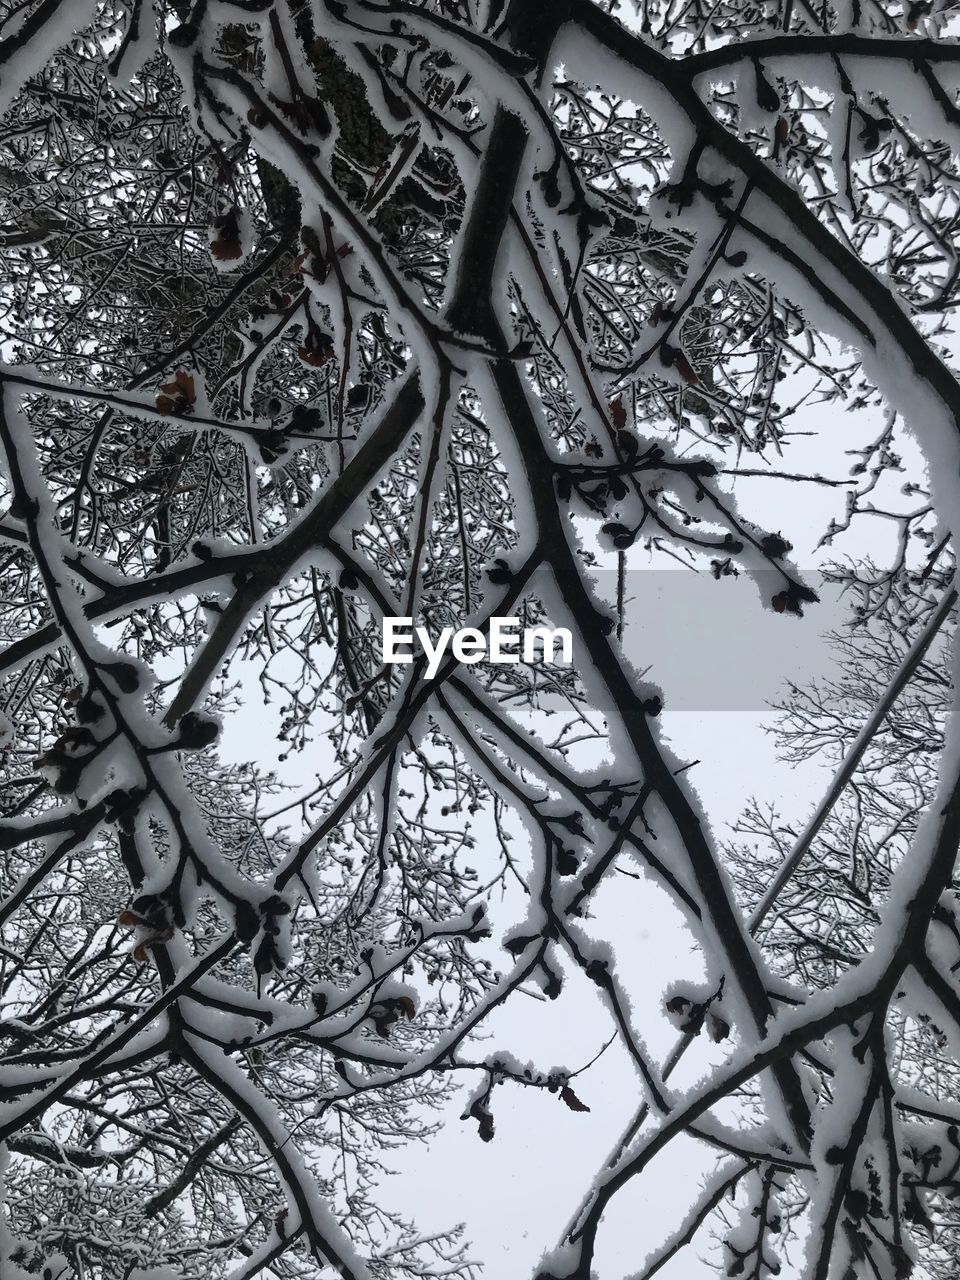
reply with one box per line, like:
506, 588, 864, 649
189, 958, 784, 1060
203, 378, 928, 1279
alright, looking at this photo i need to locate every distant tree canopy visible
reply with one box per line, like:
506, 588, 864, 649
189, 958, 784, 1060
1, 2, 960, 1279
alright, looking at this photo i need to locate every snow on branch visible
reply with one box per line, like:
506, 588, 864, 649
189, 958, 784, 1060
1, 1, 960, 1277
